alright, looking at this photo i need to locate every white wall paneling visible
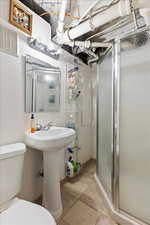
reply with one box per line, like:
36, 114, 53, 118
0, 0, 96, 202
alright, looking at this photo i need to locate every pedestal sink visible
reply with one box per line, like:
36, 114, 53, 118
25, 127, 76, 219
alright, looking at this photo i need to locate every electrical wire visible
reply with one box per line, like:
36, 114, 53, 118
69, 0, 121, 29
39, 0, 121, 31
40, 11, 79, 20
93, 0, 120, 15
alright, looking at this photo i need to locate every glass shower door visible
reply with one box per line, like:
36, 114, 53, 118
97, 50, 113, 201
119, 31, 150, 224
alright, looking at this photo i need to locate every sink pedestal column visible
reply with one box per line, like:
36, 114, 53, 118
43, 150, 63, 219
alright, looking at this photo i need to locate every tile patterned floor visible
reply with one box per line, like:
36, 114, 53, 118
58, 160, 117, 225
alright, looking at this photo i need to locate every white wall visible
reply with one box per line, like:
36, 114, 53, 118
0, 0, 95, 202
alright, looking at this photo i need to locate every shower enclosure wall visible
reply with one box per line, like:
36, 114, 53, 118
96, 28, 150, 225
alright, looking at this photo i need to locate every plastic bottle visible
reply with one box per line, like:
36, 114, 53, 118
66, 114, 76, 130
66, 161, 74, 178
31, 113, 36, 133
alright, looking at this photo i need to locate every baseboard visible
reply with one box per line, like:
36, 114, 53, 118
34, 196, 42, 205
94, 174, 146, 225
61, 158, 96, 184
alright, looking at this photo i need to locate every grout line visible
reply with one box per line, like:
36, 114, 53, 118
59, 197, 79, 221
79, 196, 106, 215
60, 158, 96, 185
59, 160, 109, 225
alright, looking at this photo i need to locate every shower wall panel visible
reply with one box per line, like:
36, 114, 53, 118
97, 51, 113, 201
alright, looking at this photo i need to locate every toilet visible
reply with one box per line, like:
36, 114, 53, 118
0, 143, 56, 225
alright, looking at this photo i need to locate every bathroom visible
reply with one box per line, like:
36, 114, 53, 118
0, 0, 150, 225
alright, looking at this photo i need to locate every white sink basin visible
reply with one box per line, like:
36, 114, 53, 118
25, 127, 75, 151
25, 126, 76, 219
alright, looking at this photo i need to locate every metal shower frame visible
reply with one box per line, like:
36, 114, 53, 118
96, 24, 150, 225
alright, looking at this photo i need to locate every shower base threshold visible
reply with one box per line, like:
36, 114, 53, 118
94, 174, 147, 225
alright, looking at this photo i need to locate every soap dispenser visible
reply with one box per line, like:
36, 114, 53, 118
31, 113, 36, 133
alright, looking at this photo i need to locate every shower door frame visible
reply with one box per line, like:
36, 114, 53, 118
112, 39, 120, 211
96, 39, 120, 209
96, 45, 114, 202
96, 25, 150, 225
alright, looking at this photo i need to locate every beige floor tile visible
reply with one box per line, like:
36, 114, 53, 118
86, 164, 96, 175
63, 179, 88, 198
80, 177, 107, 213
63, 200, 100, 225
57, 220, 70, 225
60, 160, 114, 225
57, 189, 77, 223
78, 161, 96, 185
78, 170, 95, 185
83, 160, 96, 175
96, 215, 117, 225
61, 188, 77, 214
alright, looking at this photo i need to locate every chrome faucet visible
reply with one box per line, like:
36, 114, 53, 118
36, 121, 54, 131
46, 121, 53, 129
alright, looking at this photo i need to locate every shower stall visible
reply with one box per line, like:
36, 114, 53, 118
96, 27, 150, 225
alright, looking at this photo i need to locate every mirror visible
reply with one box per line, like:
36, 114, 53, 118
25, 55, 61, 113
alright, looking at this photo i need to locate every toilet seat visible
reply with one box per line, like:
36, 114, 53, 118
0, 199, 56, 225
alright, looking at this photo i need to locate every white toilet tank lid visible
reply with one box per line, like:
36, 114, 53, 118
0, 143, 26, 160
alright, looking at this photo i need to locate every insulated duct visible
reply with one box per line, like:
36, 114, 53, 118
59, 0, 131, 44
59, 0, 150, 44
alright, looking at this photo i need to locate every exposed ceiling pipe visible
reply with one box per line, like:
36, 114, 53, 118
78, 0, 102, 24
58, 0, 150, 45
66, 41, 111, 64
60, 0, 131, 44
88, 45, 112, 64
66, 40, 111, 48
57, 0, 68, 34
54, 0, 150, 63
87, 49, 99, 65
